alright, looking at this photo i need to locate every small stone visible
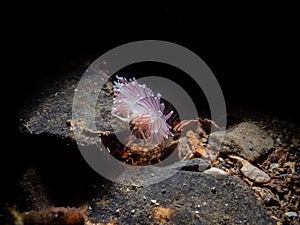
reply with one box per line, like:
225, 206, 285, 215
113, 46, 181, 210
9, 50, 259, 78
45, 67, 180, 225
270, 163, 280, 170
204, 167, 227, 175
211, 187, 216, 193
161, 189, 167, 194
248, 145, 253, 151
195, 210, 200, 214
284, 211, 298, 217
222, 163, 231, 169
229, 155, 270, 183
115, 208, 121, 213
151, 199, 157, 204
276, 138, 282, 144
131, 209, 135, 214
218, 157, 225, 163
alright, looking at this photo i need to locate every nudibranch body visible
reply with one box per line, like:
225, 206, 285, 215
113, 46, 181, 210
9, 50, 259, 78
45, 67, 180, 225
112, 76, 173, 146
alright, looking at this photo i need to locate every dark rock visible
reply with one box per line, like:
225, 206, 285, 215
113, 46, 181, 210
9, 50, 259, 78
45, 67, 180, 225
229, 155, 271, 183
19, 71, 117, 147
209, 122, 274, 162
89, 170, 274, 225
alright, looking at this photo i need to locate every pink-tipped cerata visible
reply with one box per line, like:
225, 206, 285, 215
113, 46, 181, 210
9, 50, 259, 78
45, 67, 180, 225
112, 76, 173, 146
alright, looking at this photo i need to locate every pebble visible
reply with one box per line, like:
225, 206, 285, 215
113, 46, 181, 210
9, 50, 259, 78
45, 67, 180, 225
270, 163, 280, 170
284, 211, 298, 217
276, 138, 282, 144
248, 145, 253, 151
222, 163, 231, 169
218, 157, 225, 163
150, 199, 160, 206
204, 167, 227, 175
229, 155, 270, 183
211, 187, 216, 193
150, 199, 157, 204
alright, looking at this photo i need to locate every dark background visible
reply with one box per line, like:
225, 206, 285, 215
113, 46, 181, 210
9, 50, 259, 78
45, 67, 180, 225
8, 2, 298, 121
4, 2, 298, 152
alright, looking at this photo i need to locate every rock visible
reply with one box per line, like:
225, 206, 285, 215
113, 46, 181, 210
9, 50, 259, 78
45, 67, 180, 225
276, 138, 282, 145
88, 170, 274, 225
284, 212, 298, 218
209, 122, 274, 162
19, 71, 117, 147
229, 155, 271, 183
204, 167, 227, 175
